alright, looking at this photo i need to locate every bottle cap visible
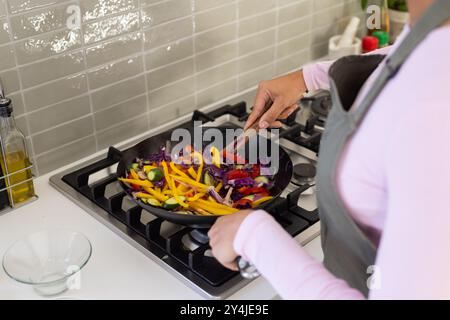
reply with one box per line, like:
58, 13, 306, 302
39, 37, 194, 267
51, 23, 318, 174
0, 98, 12, 117
372, 31, 390, 47
362, 36, 379, 52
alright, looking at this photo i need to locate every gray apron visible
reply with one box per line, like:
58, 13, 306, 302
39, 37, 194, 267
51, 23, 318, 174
316, 0, 450, 297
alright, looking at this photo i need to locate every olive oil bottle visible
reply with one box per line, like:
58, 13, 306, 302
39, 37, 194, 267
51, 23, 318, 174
0, 88, 35, 208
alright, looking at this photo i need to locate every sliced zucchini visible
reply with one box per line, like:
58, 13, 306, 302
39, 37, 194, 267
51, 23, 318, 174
147, 168, 164, 182
130, 163, 139, 170
163, 196, 187, 210
147, 198, 162, 207
255, 176, 269, 184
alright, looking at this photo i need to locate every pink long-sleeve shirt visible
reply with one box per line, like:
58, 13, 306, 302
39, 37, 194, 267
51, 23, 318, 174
234, 25, 450, 299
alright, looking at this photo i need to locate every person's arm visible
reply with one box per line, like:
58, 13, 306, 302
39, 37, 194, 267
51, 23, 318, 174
245, 46, 394, 130
303, 46, 392, 92
234, 211, 365, 299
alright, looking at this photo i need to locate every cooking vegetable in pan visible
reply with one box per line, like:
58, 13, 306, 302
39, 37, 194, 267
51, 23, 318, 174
119, 146, 274, 216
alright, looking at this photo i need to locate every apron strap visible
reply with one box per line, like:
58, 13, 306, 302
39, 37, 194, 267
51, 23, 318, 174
352, 0, 450, 126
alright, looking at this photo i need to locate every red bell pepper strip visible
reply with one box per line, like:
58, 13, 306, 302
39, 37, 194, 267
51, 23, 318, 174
250, 164, 260, 179
227, 169, 250, 180
233, 198, 252, 209
238, 186, 270, 197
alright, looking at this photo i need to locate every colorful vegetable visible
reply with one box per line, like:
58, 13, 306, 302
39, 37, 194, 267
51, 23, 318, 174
204, 172, 215, 186
162, 161, 188, 208
254, 176, 269, 185
164, 196, 187, 210
207, 187, 225, 204
147, 168, 164, 182
228, 178, 255, 188
120, 146, 275, 216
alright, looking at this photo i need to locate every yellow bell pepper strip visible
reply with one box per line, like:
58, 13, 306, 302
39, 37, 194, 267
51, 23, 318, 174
191, 201, 238, 215
192, 151, 204, 182
189, 203, 212, 216
251, 196, 274, 208
129, 169, 141, 180
134, 193, 163, 206
178, 184, 191, 193
134, 192, 155, 199
187, 167, 197, 179
195, 199, 237, 212
119, 178, 153, 189
169, 174, 209, 191
143, 165, 157, 173
169, 162, 190, 179
187, 193, 205, 202
161, 161, 189, 208
143, 187, 168, 202
210, 146, 221, 168
215, 182, 223, 193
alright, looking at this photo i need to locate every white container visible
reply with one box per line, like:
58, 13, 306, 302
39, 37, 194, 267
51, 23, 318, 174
328, 35, 362, 60
389, 9, 410, 43
337, 17, 360, 48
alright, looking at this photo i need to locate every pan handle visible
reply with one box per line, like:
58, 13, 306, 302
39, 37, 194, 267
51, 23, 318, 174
236, 256, 260, 279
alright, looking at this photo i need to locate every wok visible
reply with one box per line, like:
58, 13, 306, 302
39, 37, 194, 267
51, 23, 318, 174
117, 126, 293, 229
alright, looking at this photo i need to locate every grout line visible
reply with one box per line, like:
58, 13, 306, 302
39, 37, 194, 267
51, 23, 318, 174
25, 93, 89, 116
94, 110, 152, 136
138, 0, 152, 130
146, 54, 195, 73
77, 0, 98, 152
90, 92, 147, 115
7, 0, 75, 18
34, 134, 96, 159
31, 114, 92, 138
141, 11, 193, 33
274, 0, 281, 76
191, 0, 198, 109
235, 0, 240, 92
82, 9, 141, 46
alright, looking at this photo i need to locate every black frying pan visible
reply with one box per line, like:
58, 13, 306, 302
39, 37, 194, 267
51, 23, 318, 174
117, 126, 293, 229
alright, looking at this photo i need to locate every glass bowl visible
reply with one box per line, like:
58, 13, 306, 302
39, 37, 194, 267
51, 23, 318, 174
2, 230, 92, 296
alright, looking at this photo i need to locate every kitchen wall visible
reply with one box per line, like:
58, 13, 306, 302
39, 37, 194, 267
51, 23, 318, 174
0, 0, 363, 175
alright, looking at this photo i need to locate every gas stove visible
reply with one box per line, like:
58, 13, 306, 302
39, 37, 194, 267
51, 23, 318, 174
49, 93, 330, 299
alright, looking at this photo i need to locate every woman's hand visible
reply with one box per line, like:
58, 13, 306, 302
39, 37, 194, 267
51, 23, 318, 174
245, 70, 308, 130
208, 210, 254, 271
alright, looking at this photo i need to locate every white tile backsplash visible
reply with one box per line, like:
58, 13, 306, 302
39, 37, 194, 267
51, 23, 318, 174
0, 0, 361, 174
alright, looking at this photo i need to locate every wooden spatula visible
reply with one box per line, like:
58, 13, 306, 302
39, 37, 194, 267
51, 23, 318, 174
222, 99, 274, 159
